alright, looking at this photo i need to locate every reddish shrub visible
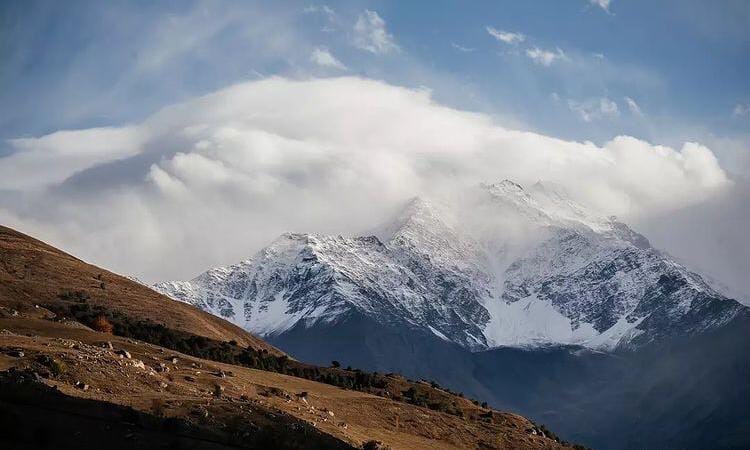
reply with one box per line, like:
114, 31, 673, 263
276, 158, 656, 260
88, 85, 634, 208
92, 315, 113, 334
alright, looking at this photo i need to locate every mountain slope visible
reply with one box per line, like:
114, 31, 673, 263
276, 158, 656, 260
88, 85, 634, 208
0, 225, 282, 355
155, 181, 747, 351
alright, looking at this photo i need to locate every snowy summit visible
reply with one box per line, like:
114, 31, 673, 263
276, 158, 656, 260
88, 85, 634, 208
154, 181, 747, 352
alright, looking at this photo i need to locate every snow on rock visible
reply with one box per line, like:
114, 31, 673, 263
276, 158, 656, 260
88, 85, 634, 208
154, 181, 748, 351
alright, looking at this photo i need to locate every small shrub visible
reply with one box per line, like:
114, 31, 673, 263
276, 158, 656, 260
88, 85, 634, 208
91, 315, 114, 333
58, 290, 89, 303
49, 359, 68, 377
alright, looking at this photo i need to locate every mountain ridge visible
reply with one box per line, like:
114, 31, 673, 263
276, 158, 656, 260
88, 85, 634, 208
154, 180, 747, 351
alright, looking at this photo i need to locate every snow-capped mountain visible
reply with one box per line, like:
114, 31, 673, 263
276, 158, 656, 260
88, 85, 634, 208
154, 180, 747, 351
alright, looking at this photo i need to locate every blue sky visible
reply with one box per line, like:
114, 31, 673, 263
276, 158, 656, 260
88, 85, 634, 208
2, 0, 748, 169
0, 1, 749, 291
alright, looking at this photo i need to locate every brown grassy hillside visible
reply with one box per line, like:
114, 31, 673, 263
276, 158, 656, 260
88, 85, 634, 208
0, 225, 281, 355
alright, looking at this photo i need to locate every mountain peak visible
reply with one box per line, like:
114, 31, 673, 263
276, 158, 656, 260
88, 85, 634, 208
396, 196, 440, 226
154, 181, 746, 353
373, 196, 453, 243
480, 180, 526, 196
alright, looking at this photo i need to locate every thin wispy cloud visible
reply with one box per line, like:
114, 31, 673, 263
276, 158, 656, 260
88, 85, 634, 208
624, 96, 644, 117
733, 104, 750, 116
451, 42, 475, 52
486, 26, 525, 44
303, 4, 336, 20
525, 47, 566, 66
310, 47, 347, 70
589, 0, 612, 13
354, 10, 399, 54
567, 97, 620, 122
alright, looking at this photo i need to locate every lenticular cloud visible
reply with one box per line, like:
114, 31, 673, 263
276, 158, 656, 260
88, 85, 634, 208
0, 77, 731, 281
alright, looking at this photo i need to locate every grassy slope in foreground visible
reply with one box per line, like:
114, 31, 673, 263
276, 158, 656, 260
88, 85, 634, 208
0, 225, 281, 354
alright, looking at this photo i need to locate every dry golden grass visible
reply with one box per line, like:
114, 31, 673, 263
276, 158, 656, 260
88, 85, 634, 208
0, 225, 282, 355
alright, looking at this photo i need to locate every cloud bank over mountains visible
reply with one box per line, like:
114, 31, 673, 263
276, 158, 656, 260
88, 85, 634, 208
0, 77, 738, 287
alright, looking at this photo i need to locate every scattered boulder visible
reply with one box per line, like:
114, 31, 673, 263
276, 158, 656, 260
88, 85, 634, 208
7, 350, 24, 358
74, 381, 89, 391
115, 349, 131, 359
100, 341, 114, 350
184, 376, 196, 382
131, 359, 146, 370
0, 368, 44, 385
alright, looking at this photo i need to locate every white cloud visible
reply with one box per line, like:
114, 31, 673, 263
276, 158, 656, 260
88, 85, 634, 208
567, 97, 620, 122
310, 47, 347, 70
353, 10, 398, 54
303, 5, 336, 19
525, 47, 566, 66
0, 126, 144, 190
486, 27, 525, 44
303, 4, 337, 31
0, 77, 730, 283
590, 0, 612, 13
624, 96, 644, 117
451, 42, 475, 52
733, 104, 750, 116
